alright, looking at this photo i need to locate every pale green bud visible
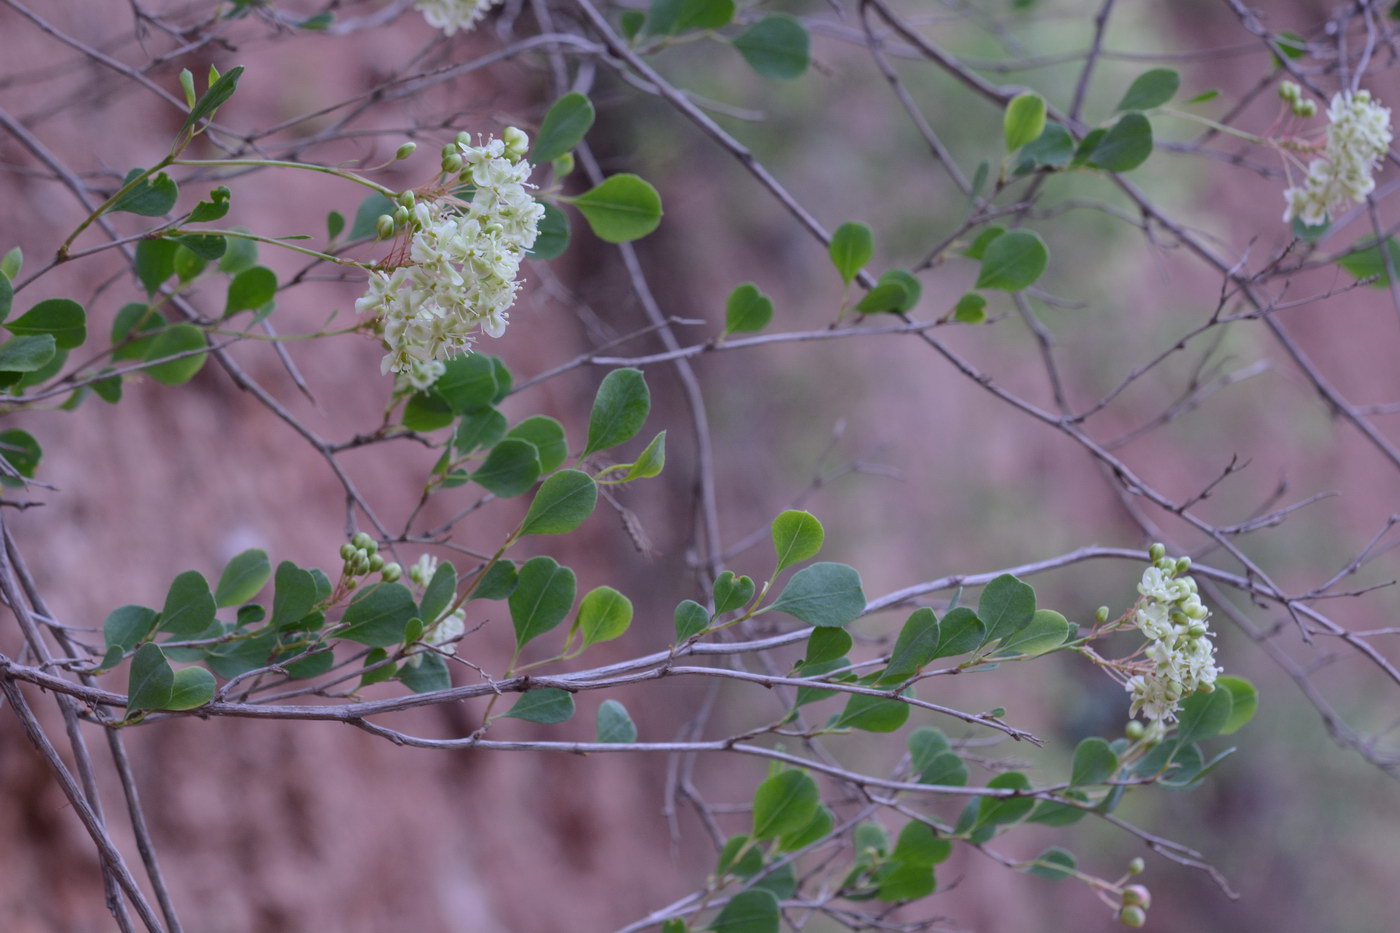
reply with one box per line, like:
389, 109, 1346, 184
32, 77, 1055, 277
354, 548, 369, 566
1279, 81, 1301, 102
393, 206, 410, 227
1174, 556, 1192, 574
1187, 621, 1208, 638
354, 555, 371, 576
351, 532, 374, 550
1127, 857, 1145, 876
179, 69, 197, 109
381, 562, 402, 582
1197, 681, 1215, 694
339, 543, 357, 561
1148, 542, 1166, 562
1125, 720, 1146, 740
1095, 606, 1110, 623
1122, 885, 1151, 909
396, 190, 416, 210
1118, 905, 1146, 927
345, 577, 358, 590
1293, 99, 1318, 118
442, 152, 463, 175
395, 141, 417, 161
375, 214, 396, 240
503, 125, 529, 156
455, 131, 472, 149
368, 554, 385, 573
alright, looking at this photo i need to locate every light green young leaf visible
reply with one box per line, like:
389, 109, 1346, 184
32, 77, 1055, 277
624, 430, 666, 481
0, 247, 20, 281
713, 571, 755, 615
573, 174, 663, 243
214, 548, 270, 607
1216, 675, 1258, 734
752, 769, 819, 840
165, 666, 216, 710
771, 509, 824, 572
176, 64, 244, 144
829, 222, 873, 286
1116, 68, 1181, 111
223, 266, 277, 317
0, 335, 56, 374
953, 292, 988, 323
974, 231, 1048, 292
596, 699, 638, 743
675, 599, 709, 641
533, 92, 596, 164
723, 283, 774, 335
576, 585, 633, 648
1004, 92, 1047, 150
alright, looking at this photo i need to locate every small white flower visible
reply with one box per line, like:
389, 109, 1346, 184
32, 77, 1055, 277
409, 553, 439, 587
1123, 554, 1222, 731
1282, 90, 1392, 225
414, 0, 503, 35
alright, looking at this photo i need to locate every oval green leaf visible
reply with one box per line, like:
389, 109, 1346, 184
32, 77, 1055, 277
584, 367, 650, 456
572, 174, 663, 243
7, 298, 86, 350
1116, 68, 1180, 112
503, 688, 575, 724
974, 231, 1048, 292
752, 769, 819, 840
577, 585, 633, 648
144, 323, 207, 385
829, 221, 873, 286
1004, 92, 1047, 151
733, 14, 810, 81
533, 92, 596, 164
214, 548, 270, 608
771, 509, 824, 572
724, 283, 774, 335
127, 643, 174, 713
596, 698, 638, 743
520, 469, 597, 536
509, 556, 577, 649
770, 562, 865, 628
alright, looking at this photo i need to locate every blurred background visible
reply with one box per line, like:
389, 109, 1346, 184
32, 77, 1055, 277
2, 0, 1398, 931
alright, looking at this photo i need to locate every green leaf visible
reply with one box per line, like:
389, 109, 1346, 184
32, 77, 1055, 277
103, 605, 158, 652
1339, 237, 1400, 286
804, 627, 851, 665
404, 392, 454, 433
907, 727, 951, 772
189, 186, 231, 223
963, 226, 1005, 261
217, 228, 258, 274
283, 648, 335, 680
1275, 31, 1306, 59
127, 644, 174, 713
398, 651, 450, 693
676, 0, 734, 32
505, 416, 567, 472
503, 688, 575, 724
172, 243, 207, 283
270, 560, 318, 628
165, 666, 216, 710
1027, 791, 1090, 826
953, 292, 988, 323
978, 574, 1036, 646
6, 299, 85, 351
175, 234, 226, 262
919, 750, 968, 787
876, 269, 921, 311
1187, 89, 1220, 104
733, 14, 810, 81
110, 168, 179, 217
472, 438, 542, 498
1013, 122, 1074, 174
528, 202, 570, 260
572, 174, 663, 243
623, 430, 666, 480
203, 629, 277, 680
874, 861, 935, 902
1086, 112, 1153, 172
975, 231, 1048, 292
0, 272, 11, 324
854, 821, 889, 858
1070, 737, 1118, 786
829, 222, 873, 286
9, 347, 64, 392
994, 608, 1068, 657
159, 570, 216, 637
723, 283, 774, 335
713, 571, 755, 615
223, 266, 277, 317
0, 247, 19, 281
621, 9, 646, 39
0, 429, 40, 486
176, 64, 243, 142
340, 582, 418, 647
359, 648, 397, 688
509, 556, 577, 649
584, 368, 650, 456
770, 562, 865, 628
453, 408, 508, 456
214, 549, 270, 607
596, 698, 638, 743
420, 561, 458, 624
1116, 68, 1180, 111
520, 470, 597, 536
879, 608, 940, 684
576, 585, 633, 648
326, 210, 345, 241
465, 560, 515, 602
771, 510, 824, 572
1174, 686, 1233, 746
833, 692, 910, 732
779, 804, 834, 852
533, 93, 596, 164
675, 599, 709, 641
975, 771, 1034, 828
0, 334, 55, 374
1003, 92, 1047, 150
893, 820, 951, 865
350, 192, 396, 241
752, 769, 819, 840
298, 11, 333, 29
1025, 846, 1076, 880
853, 281, 910, 314
143, 323, 207, 385
1216, 675, 1258, 735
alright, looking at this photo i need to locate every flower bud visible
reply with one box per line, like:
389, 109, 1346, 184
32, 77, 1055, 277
442, 152, 464, 174
354, 547, 369, 565
179, 68, 197, 108
352, 532, 374, 550
503, 125, 529, 156
455, 130, 472, 149
354, 555, 371, 576
393, 206, 410, 227
339, 542, 357, 561
381, 562, 402, 582
1118, 906, 1146, 928
1174, 556, 1192, 574
397, 190, 416, 210
1197, 681, 1215, 693
395, 141, 417, 161
1294, 99, 1318, 118
1187, 621, 1208, 638
1095, 606, 1110, 623
1155, 557, 1175, 572
1148, 542, 1166, 562
1122, 885, 1151, 909
1279, 81, 1301, 102
375, 214, 396, 240
1125, 720, 1146, 740
368, 554, 385, 573
1127, 857, 1145, 876
345, 577, 358, 590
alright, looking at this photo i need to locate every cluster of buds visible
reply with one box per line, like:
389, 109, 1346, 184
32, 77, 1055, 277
414, 0, 503, 36
1117, 883, 1151, 927
339, 532, 401, 588
1122, 544, 1221, 741
1281, 87, 1392, 226
356, 129, 544, 377
1278, 81, 1317, 118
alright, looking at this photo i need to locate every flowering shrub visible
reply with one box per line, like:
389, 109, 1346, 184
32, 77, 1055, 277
2, 2, 1399, 932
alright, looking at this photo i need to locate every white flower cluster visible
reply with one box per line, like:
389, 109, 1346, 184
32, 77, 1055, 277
414, 0, 503, 35
1282, 90, 1392, 226
405, 552, 466, 666
1124, 557, 1221, 732
356, 130, 544, 377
